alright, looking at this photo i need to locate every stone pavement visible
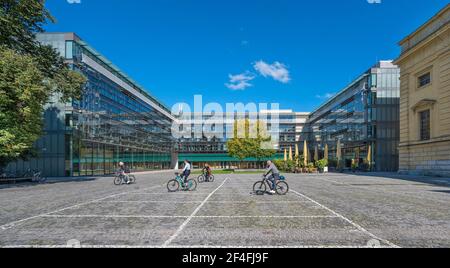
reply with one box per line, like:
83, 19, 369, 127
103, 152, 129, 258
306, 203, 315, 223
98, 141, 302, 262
0, 171, 449, 248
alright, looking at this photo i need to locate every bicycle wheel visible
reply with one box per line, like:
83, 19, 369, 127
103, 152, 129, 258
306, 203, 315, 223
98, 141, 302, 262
197, 175, 205, 183
114, 176, 122, 186
128, 175, 136, 184
276, 181, 289, 195
208, 175, 215, 182
253, 181, 267, 194
187, 179, 197, 191
167, 179, 180, 192
31, 174, 39, 183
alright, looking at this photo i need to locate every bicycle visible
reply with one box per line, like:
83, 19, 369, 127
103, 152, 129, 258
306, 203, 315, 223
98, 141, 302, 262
197, 172, 215, 183
114, 172, 136, 186
167, 173, 197, 192
23, 169, 46, 184
30, 171, 46, 184
253, 174, 289, 195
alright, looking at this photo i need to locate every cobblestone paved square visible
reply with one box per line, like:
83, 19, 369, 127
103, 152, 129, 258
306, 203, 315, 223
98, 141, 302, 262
0, 171, 449, 248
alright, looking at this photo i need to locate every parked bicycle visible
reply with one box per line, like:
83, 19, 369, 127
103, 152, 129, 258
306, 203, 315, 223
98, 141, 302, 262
167, 172, 197, 192
197, 172, 215, 183
253, 174, 289, 195
0, 169, 46, 184
30, 170, 46, 184
0, 172, 15, 179
21, 169, 46, 183
114, 172, 136, 186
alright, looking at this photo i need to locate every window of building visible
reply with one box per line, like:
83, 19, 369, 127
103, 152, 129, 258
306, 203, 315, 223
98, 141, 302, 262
65, 114, 72, 127
65, 41, 73, 59
418, 72, 431, 88
419, 110, 431, 141
370, 74, 377, 88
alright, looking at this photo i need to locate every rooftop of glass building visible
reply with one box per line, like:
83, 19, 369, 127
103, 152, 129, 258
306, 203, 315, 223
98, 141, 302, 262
37, 32, 174, 120
308, 60, 398, 120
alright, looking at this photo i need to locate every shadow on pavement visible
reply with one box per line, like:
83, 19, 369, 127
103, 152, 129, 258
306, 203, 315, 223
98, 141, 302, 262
0, 177, 100, 190
333, 172, 450, 188
430, 190, 450, 194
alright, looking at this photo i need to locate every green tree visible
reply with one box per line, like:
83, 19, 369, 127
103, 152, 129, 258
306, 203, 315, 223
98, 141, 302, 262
227, 138, 253, 164
251, 118, 277, 161
0, 48, 45, 166
0, 0, 86, 168
226, 119, 277, 167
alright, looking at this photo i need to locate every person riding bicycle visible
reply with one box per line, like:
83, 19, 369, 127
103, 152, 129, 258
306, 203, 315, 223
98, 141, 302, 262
202, 164, 212, 182
118, 162, 131, 185
181, 160, 191, 187
264, 160, 280, 195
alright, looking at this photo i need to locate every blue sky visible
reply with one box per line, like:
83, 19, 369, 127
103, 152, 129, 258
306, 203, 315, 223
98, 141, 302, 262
45, 0, 447, 112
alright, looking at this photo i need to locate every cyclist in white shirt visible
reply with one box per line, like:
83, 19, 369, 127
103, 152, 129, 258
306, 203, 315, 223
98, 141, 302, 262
181, 160, 191, 185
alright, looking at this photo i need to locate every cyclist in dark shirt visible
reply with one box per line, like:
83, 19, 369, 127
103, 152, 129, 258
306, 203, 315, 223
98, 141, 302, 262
117, 162, 130, 184
203, 164, 212, 182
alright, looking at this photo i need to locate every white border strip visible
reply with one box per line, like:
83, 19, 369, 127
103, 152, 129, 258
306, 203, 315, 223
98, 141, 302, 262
162, 178, 229, 247
1, 245, 393, 249
291, 190, 400, 248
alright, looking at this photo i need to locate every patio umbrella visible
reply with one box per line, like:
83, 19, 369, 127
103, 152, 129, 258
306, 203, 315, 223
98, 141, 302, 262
303, 140, 308, 167
284, 148, 287, 162
295, 144, 299, 164
355, 147, 360, 164
324, 144, 329, 160
289, 146, 293, 161
336, 140, 342, 162
314, 145, 319, 162
367, 144, 372, 169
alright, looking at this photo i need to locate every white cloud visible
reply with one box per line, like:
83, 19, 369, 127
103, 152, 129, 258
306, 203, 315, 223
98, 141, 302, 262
316, 93, 335, 99
253, 60, 291, 83
225, 72, 255, 91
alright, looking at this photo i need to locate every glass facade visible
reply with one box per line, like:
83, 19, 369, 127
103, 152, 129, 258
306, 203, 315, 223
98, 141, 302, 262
305, 61, 400, 172
6, 33, 175, 177
5, 35, 399, 176
176, 111, 308, 169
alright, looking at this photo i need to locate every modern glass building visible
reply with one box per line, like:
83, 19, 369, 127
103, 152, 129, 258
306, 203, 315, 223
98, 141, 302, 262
6, 33, 176, 177
305, 61, 400, 171
176, 110, 309, 169
4, 35, 400, 176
